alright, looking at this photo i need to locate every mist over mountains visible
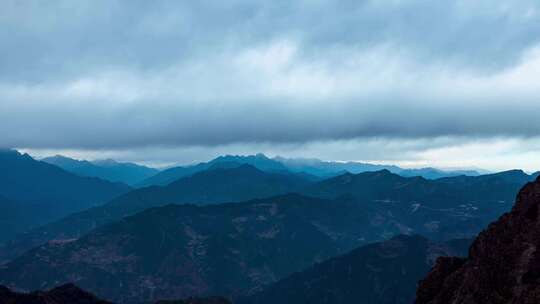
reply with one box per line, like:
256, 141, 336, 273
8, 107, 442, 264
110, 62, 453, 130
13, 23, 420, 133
42, 155, 159, 186
0, 148, 539, 303
3, 1, 540, 302
0, 150, 130, 243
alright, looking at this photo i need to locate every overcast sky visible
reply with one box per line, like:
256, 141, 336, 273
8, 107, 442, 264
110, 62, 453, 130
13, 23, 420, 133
2, 0, 540, 171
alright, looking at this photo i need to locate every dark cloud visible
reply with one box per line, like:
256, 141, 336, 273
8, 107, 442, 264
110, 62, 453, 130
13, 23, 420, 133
1, 0, 540, 154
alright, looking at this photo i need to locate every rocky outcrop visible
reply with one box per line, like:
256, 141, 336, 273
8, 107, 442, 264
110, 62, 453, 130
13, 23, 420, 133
416, 176, 540, 304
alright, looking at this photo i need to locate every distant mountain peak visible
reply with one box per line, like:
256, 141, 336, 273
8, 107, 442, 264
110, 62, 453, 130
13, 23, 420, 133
41, 154, 158, 185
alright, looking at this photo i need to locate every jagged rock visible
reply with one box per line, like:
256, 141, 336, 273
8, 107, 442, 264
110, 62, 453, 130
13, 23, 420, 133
416, 176, 540, 304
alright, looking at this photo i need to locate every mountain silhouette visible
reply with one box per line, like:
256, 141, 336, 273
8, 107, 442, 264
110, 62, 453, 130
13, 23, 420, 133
0, 150, 130, 243
0, 165, 311, 261
43, 155, 159, 186
138, 154, 288, 187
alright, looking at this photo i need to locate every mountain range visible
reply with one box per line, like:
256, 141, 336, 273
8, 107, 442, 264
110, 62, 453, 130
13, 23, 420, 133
0, 164, 312, 261
0, 150, 130, 243
1, 165, 535, 264
0, 193, 470, 303
42, 155, 159, 186
0, 165, 533, 303
1, 149, 538, 303
274, 156, 482, 179
137, 154, 292, 187
138, 154, 484, 187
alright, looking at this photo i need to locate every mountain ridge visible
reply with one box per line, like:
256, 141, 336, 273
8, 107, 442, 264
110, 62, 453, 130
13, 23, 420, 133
42, 155, 159, 186
0, 149, 131, 243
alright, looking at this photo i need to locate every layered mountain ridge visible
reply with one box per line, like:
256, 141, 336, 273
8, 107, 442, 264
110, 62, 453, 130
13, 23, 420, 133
43, 155, 159, 186
1, 166, 533, 264
0, 150, 130, 243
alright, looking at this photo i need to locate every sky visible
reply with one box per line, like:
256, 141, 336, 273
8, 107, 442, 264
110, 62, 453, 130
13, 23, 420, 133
2, 0, 540, 171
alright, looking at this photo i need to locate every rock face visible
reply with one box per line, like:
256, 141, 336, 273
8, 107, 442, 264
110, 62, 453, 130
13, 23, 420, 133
416, 176, 540, 304
239, 235, 470, 304
0, 283, 112, 304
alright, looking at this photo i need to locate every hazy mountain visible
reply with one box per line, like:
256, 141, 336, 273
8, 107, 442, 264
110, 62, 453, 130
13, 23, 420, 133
42, 155, 159, 186
0, 165, 312, 261
0, 150, 130, 242
416, 176, 540, 304
397, 167, 481, 179
138, 154, 288, 187
240, 235, 471, 304
138, 154, 484, 187
2, 167, 533, 263
273, 156, 481, 179
273, 156, 402, 177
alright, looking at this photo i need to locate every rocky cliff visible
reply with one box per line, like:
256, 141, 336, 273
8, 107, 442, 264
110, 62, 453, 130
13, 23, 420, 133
416, 176, 540, 304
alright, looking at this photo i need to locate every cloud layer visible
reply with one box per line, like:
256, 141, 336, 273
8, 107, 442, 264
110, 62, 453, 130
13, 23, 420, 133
2, 0, 540, 169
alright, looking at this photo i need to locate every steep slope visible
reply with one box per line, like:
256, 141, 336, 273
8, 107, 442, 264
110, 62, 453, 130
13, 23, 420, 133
0, 283, 112, 304
416, 175, 540, 304
0, 150, 130, 242
42, 155, 159, 186
138, 154, 288, 187
240, 235, 470, 304
0, 194, 422, 303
